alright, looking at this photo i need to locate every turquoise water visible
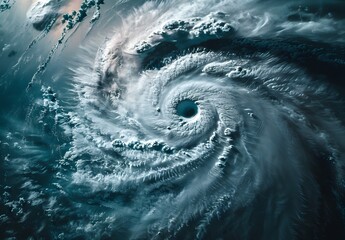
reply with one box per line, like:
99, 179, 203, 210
1, 1, 345, 239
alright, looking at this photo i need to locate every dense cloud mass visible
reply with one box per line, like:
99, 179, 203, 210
1, 0, 345, 239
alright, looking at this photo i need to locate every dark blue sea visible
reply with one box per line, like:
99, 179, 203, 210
1, 1, 345, 239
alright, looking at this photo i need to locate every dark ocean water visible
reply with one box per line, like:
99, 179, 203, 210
1, 1, 345, 239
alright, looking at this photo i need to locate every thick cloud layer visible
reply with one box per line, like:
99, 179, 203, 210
1, 0, 345, 239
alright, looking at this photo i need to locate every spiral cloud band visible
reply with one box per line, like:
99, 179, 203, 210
1, 0, 345, 239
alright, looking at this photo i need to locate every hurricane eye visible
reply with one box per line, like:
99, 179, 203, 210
3, 1, 344, 240
176, 99, 198, 118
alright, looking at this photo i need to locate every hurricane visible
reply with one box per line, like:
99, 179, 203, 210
1, 0, 345, 239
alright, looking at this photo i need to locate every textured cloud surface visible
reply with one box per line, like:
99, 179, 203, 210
1, 0, 345, 239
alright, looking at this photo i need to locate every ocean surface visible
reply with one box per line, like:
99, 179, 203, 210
1, 0, 345, 239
